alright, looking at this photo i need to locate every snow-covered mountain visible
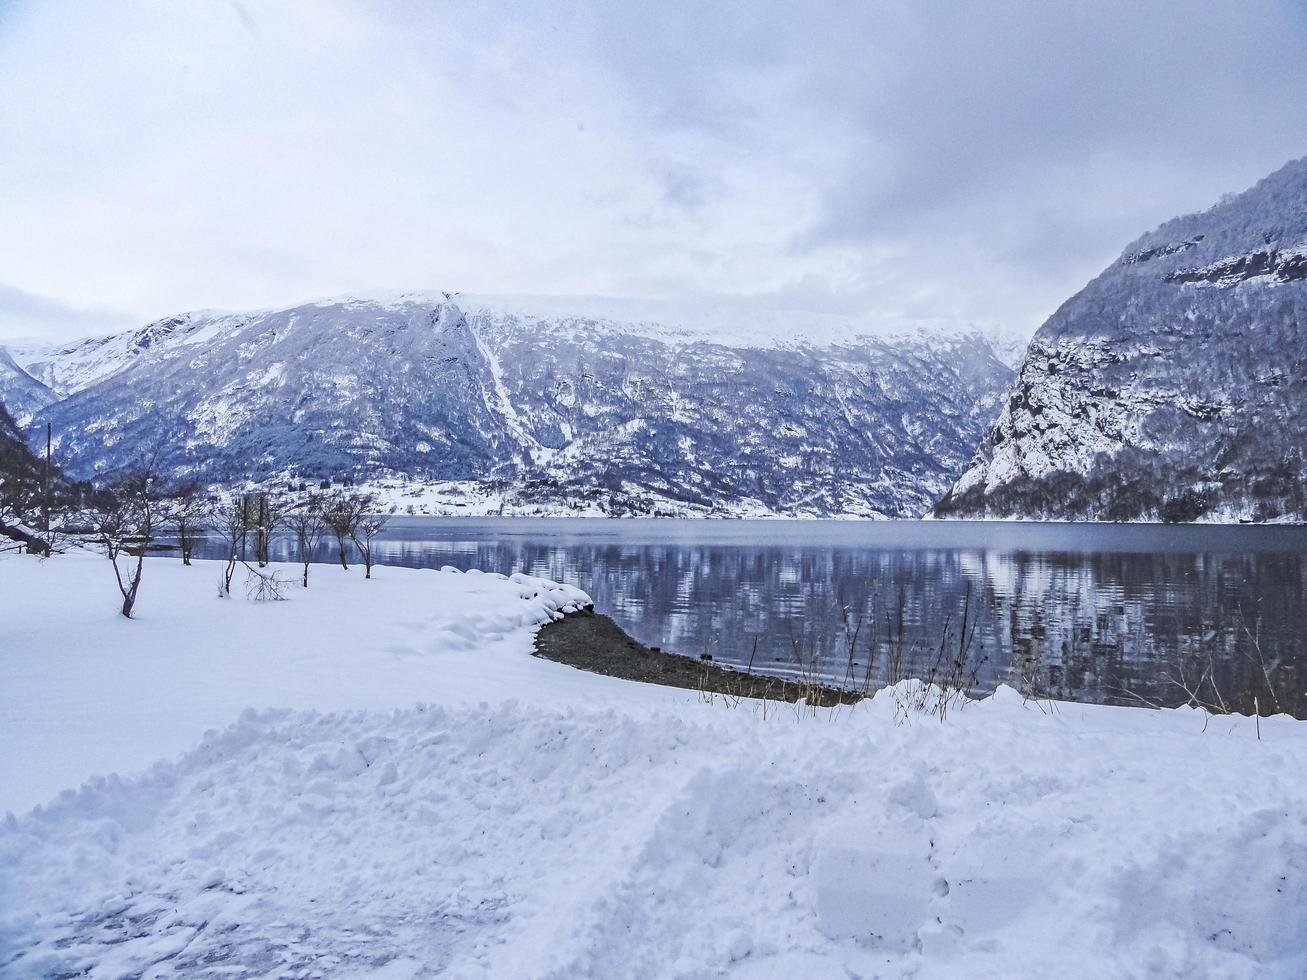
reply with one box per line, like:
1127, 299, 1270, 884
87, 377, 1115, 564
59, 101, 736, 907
6, 294, 1014, 517
934, 157, 1307, 523
0, 347, 56, 424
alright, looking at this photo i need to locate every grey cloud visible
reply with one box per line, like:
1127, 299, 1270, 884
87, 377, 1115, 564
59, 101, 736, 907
659, 166, 722, 210
800, 1, 1307, 242
4, 0, 1307, 343
428, 0, 1307, 332
0, 285, 136, 343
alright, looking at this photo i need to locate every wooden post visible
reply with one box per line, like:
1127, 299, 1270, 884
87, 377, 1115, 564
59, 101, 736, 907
43, 421, 51, 534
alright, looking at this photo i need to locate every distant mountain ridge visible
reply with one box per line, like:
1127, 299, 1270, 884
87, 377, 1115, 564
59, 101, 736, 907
934, 157, 1307, 523
5, 294, 1015, 517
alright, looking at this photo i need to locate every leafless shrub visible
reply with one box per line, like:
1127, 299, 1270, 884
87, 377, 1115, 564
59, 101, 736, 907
1236, 602, 1282, 716
323, 493, 366, 569
169, 480, 205, 566
1114, 604, 1290, 729
285, 493, 327, 587
208, 494, 248, 597
780, 622, 833, 720
876, 586, 987, 722
243, 492, 288, 567
724, 584, 990, 723
829, 583, 988, 722
81, 468, 174, 618
350, 506, 388, 579
243, 562, 289, 602
0, 485, 37, 553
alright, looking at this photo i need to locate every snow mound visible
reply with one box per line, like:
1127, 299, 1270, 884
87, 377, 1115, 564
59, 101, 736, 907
4, 694, 1306, 978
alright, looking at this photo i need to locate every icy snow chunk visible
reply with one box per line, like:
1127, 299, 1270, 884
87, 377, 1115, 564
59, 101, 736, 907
811, 821, 937, 950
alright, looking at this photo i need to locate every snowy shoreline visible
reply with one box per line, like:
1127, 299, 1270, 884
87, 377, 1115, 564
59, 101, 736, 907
338, 481, 1307, 523
4, 551, 1307, 977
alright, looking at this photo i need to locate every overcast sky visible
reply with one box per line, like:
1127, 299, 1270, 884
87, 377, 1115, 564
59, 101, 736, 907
2, 0, 1306, 344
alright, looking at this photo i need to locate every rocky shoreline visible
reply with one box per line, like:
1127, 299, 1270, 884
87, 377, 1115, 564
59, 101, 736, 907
533, 607, 858, 706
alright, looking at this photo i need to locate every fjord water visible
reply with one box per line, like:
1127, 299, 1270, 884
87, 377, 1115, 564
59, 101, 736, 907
211, 518, 1307, 716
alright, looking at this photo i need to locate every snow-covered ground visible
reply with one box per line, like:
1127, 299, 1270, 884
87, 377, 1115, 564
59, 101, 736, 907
3, 552, 1306, 978
0, 551, 596, 815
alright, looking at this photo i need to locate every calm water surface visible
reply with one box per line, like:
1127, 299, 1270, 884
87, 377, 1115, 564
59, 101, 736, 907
199, 518, 1307, 716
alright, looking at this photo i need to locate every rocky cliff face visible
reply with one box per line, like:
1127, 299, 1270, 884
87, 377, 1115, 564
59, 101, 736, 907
6, 294, 1014, 517
934, 157, 1307, 523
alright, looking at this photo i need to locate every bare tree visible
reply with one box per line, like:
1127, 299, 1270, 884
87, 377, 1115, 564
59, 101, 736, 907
170, 481, 206, 566
323, 493, 365, 569
83, 469, 173, 618
208, 494, 248, 596
285, 493, 327, 587
350, 505, 388, 579
0, 404, 50, 555
0, 475, 39, 554
0, 468, 34, 527
238, 492, 288, 567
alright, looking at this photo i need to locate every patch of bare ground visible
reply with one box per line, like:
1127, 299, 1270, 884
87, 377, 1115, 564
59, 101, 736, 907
534, 609, 858, 706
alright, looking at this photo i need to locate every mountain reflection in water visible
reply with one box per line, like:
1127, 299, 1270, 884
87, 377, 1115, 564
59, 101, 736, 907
193, 518, 1307, 717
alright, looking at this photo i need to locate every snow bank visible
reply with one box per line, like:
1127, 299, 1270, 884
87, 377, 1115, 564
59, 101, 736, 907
3, 553, 1307, 977
5, 695, 1307, 978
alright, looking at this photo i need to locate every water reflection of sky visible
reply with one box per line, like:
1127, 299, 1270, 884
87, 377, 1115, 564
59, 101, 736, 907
192, 518, 1307, 717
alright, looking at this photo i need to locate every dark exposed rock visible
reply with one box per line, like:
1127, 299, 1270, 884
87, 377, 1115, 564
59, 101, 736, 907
1165, 246, 1307, 286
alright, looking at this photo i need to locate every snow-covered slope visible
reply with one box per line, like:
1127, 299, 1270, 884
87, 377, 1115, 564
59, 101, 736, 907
8, 311, 256, 398
14, 294, 1014, 517
0, 349, 56, 424
934, 157, 1307, 522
